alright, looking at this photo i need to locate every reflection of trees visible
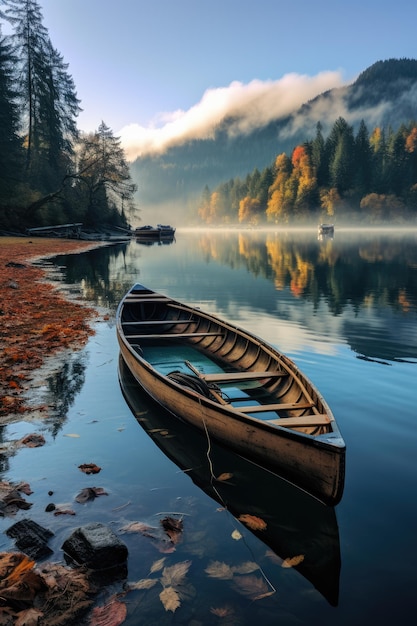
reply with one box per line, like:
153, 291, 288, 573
44, 353, 87, 437
199, 232, 417, 317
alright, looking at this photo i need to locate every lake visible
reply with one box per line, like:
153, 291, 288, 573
1, 228, 417, 625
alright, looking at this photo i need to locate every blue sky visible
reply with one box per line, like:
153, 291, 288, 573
37, 0, 417, 159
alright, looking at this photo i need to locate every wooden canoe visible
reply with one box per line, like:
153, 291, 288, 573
116, 283, 345, 505
118, 355, 341, 606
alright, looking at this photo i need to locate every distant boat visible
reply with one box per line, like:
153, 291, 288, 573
318, 223, 334, 238
116, 283, 345, 506
134, 224, 176, 240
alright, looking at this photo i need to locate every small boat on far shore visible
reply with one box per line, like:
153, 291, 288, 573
134, 224, 176, 240
318, 223, 334, 239
116, 283, 345, 505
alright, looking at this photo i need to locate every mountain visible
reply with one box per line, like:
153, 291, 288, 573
130, 59, 417, 220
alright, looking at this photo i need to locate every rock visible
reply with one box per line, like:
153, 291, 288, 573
62, 522, 128, 570
6, 518, 54, 560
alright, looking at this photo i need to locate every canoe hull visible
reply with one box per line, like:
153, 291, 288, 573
116, 284, 345, 505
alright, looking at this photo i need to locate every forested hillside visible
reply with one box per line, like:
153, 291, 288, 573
130, 58, 417, 223
0, 0, 136, 233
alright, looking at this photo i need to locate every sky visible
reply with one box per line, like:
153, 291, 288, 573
28, 0, 417, 160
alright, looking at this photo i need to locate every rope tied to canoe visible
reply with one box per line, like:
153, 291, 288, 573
167, 370, 225, 402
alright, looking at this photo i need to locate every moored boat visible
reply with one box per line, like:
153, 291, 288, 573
116, 284, 345, 505
134, 224, 176, 239
118, 356, 342, 606
318, 223, 334, 239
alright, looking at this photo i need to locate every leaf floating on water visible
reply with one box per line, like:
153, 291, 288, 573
205, 560, 234, 580
160, 560, 191, 588
128, 578, 158, 591
216, 472, 233, 482
159, 586, 181, 612
150, 557, 166, 574
160, 516, 183, 544
231, 529, 242, 540
210, 606, 235, 618
238, 514, 267, 531
75, 487, 108, 503
232, 574, 274, 600
119, 521, 153, 534
19, 433, 45, 448
78, 463, 101, 474
281, 554, 305, 568
63, 433, 80, 438
90, 595, 127, 626
231, 561, 260, 575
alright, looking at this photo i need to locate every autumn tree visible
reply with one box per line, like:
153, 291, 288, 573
266, 153, 292, 223
76, 122, 136, 227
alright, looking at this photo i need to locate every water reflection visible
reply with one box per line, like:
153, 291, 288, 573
118, 357, 341, 606
52, 230, 417, 360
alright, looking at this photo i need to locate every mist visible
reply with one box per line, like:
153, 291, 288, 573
120, 71, 346, 161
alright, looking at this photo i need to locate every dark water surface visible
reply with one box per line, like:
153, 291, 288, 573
1, 228, 417, 625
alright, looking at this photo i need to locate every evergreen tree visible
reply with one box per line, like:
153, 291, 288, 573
354, 120, 373, 197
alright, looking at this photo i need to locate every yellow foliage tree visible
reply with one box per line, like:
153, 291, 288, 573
239, 196, 261, 224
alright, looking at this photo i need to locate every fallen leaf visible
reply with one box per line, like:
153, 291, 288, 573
160, 560, 191, 588
15, 608, 44, 626
75, 487, 108, 503
90, 595, 127, 626
160, 516, 183, 544
78, 463, 101, 474
19, 433, 45, 448
232, 574, 273, 600
205, 560, 234, 580
120, 521, 154, 534
238, 514, 267, 531
231, 561, 260, 575
53, 509, 76, 516
210, 606, 235, 617
231, 529, 242, 540
63, 433, 80, 438
128, 578, 158, 591
150, 557, 166, 574
281, 554, 305, 568
159, 586, 181, 612
216, 472, 233, 481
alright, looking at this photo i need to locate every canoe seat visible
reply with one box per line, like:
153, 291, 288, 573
201, 371, 287, 383
267, 415, 331, 427
122, 319, 194, 326
236, 401, 314, 413
127, 332, 225, 339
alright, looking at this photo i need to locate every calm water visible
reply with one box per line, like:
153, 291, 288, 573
1, 228, 417, 625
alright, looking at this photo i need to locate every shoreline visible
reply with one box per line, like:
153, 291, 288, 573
0, 237, 106, 422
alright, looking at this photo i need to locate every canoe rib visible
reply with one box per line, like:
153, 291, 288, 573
200, 371, 287, 382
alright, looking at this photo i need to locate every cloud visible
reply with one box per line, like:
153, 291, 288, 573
119, 71, 346, 161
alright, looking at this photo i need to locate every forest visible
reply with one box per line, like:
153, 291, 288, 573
197, 117, 417, 225
0, 0, 136, 233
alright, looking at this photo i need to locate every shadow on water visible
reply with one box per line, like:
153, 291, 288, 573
118, 356, 342, 607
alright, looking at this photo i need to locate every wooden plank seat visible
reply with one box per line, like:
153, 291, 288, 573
122, 320, 194, 326
235, 401, 314, 413
267, 415, 331, 427
127, 332, 225, 339
201, 371, 288, 383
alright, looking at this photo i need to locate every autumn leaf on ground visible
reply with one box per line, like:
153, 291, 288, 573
215, 472, 233, 481
159, 586, 181, 612
89, 595, 127, 626
205, 560, 234, 580
238, 513, 267, 531
281, 554, 305, 568
149, 557, 166, 574
15, 608, 44, 626
160, 560, 191, 588
78, 463, 101, 474
232, 574, 275, 601
128, 578, 158, 591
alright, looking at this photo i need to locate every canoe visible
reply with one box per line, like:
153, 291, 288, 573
118, 356, 341, 606
116, 284, 346, 505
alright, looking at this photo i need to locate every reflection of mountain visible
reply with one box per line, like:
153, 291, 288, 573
119, 357, 342, 606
